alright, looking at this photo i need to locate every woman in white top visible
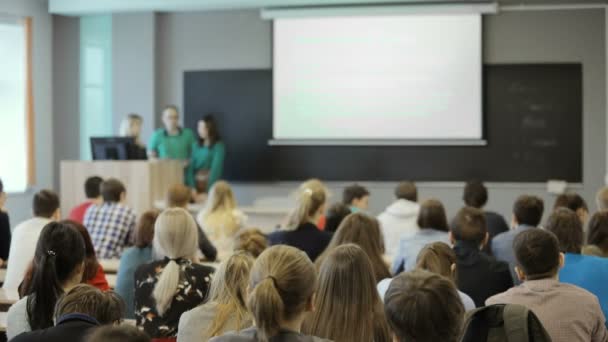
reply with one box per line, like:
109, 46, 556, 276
197, 181, 246, 260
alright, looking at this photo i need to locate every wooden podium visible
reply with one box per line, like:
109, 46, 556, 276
60, 160, 184, 216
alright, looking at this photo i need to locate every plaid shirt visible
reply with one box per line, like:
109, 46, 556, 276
83, 202, 136, 259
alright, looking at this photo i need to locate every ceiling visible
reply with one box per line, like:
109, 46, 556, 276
48, 0, 607, 16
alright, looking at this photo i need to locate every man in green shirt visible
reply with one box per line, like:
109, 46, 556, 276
147, 105, 196, 160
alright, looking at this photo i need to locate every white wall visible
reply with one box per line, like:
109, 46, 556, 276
1, 0, 54, 227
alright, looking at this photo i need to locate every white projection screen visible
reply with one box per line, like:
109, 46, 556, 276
272, 14, 483, 144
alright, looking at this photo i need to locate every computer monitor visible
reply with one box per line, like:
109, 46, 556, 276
91, 137, 141, 160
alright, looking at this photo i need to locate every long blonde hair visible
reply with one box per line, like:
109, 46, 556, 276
119, 113, 143, 145
152, 208, 199, 316
198, 181, 242, 238
247, 245, 317, 342
206, 252, 254, 337
303, 244, 391, 342
285, 179, 327, 230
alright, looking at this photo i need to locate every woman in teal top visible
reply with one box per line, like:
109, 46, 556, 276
186, 115, 225, 192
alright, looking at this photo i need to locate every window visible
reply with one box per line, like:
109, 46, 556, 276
0, 17, 34, 193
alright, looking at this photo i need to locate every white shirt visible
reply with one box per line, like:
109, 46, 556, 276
6, 296, 30, 339
4, 217, 51, 290
378, 199, 420, 257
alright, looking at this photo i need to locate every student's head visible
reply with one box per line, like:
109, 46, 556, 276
0, 178, 5, 208
162, 105, 179, 131
545, 207, 583, 254
54, 284, 125, 324
119, 113, 143, 139
135, 210, 159, 249
450, 206, 488, 248
198, 114, 221, 145
587, 211, 608, 250
463, 180, 488, 208
395, 181, 417, 202
84, 176, 103, 200
205, 180, 237, 213
553, 192, 588, 224
513, 195, 544, 227
287, 179, 327, 229
304, 244, 391, 342
513, 228, 563, 282
25, 222, 86, 330
596, 187, 608, 211
416, 242, 458, 282
234, 228, 268, 258
324, 213, 389, 282
152, 208, 199, 315
342, 184, 370, 210
417, 199, 449, 232
247, 245, 317, 341
33, 189, 60, 219
166, 183, 191, 208
324, 202, 351, 233
206, 251, 254, 337
61, 220, 100, 283
385, 269, 464, 342
86, 325, 151, 342
100, 178, 126, 203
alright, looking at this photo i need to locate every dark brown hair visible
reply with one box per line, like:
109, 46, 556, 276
324, 202, 351, 233
416, 242, 458, 283
417, 199, 449, 232
395, 181, 417, 202
234, 228, 268, 258
553, 193, 588, 212
513, 228, 560, 280
100, 178, 126, 203
135, 210, 159, 248
166, 183, 191, 208
545, 208, 583, 254
198, 114, 221, 146
84, 176, 103, 199
385, 270, 464, 342
54, 284, 125, 324
587, 211, 608, 252
513, 195, 544, 227
342, 184, 370, 205
450, 206, 487, 244
33, 189, 60, 218
61, 220, 100, 283
463, 180, 487, 208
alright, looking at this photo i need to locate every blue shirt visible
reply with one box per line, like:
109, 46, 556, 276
115, 246, 153, 319
560, 253, 608, 322
391, 228, 450, 274
491, 225, 535, 284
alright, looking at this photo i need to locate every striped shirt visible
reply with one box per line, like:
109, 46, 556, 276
83, 202, 136, 259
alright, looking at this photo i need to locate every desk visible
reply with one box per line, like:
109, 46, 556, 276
0, 289, 18, 312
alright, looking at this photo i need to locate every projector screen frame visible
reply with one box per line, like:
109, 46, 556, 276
268, 139, 488, 146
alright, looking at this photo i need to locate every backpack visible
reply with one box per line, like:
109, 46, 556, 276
460, 304, 552, 342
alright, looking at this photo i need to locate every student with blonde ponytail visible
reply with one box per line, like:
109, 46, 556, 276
211, 245, 330, 342
134, 208, 214, 338
178, 251, 254, 341
303, 244, 391, 342
268, 181, 332, 261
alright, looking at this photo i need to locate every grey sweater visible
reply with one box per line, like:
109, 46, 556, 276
177, 301, 252, 342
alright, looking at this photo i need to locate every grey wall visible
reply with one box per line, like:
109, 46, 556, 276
154, 9, 606, 222
1, 0, 55, 227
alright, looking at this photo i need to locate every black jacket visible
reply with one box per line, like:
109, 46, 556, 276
267, 223, 332, 261
0, 211, 10, 260
455, 241, 513, 308
483, 211, 510, 254
10, 314, 99, 342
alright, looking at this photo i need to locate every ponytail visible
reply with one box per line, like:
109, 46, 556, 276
26, 251, 62, 329
152, 259, 182, 316
286, 180, 327, 230
248, 277, 284, 341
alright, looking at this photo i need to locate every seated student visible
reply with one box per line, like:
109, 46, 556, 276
147, 105, 196, 160
553, 192, 589, 225
87, 325, 151, 342
342, 184, 370, 213
384, 269, 465, 342
196, 181, 246, 260
379, 242, 476, 312
392, 199, 450, 274
492, 195, 544, 284
268, 181, 332, 261
596, 186, 608, 211
451, 206, 513, 307
68, 176, 103, 224
7, 222, 86, 339
302, 244, 391, 342
460, 181, 509, 253
210, 245, 330, 342
378, 181, 420, 257
233, 228, 268, 258
0, 178, 11, 265
167, 183, 217, 261
134, 208, 215, 338
583, 211, 608, 257
84, 178, 137, 259
11, 284, 125, 342
315, 213, 390, 283
324, 202, 350, 233
545, 208, 608, 321
4, 189, 60, 290
115, 210, 159, 319
178, 252, 254, 342
487, 228, 608, 342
